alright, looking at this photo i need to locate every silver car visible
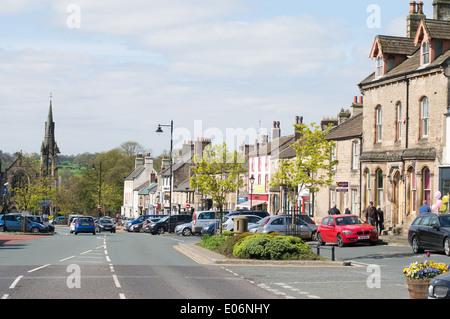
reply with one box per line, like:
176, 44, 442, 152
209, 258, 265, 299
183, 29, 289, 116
257, 215, 317, 240
175, 222, 194, 236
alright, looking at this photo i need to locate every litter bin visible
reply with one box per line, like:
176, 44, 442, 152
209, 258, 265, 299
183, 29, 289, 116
233, 216, 248, 235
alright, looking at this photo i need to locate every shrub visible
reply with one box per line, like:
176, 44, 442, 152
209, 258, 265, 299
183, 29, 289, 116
199, 235, 227, 251
232, 233, 322, 260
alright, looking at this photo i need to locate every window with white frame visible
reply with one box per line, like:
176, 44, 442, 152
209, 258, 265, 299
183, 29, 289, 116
352, 141, 358, 170
376, 106, 382, 142
422, 41, 430, 65
421, 97, 429, 138
376, 56, 384, 77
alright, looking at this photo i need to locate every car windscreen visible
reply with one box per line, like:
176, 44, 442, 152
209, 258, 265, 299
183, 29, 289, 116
100, 219, 113, 224
335, 216, 364, 226
439, 215, 450, 227
78, 217, 93, 222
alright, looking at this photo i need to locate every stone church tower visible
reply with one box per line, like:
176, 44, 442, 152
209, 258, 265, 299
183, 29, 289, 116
40, 98, 60, 187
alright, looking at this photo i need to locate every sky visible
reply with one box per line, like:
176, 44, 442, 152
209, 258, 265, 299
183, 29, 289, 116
0, 0, 435, 156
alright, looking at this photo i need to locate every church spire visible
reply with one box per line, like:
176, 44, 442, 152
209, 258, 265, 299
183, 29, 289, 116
40, 94, 59, 187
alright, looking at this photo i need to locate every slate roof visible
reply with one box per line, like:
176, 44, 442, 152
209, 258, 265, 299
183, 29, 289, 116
373, 35, 417, 56
361, 18, 450, 86
324, 113, 363, 141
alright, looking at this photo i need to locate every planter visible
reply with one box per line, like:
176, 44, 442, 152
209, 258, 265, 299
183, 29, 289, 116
406, 278, 431, 299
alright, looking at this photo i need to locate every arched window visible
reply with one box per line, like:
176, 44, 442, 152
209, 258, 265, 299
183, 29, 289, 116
421, 97, 429, 138
396, 102, 402, 141
376, 169, 384, 208
423, 167, 431, 205
376, 106, 382, 142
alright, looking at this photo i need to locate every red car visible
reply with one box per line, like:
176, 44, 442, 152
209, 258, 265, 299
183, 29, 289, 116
317, 215, 378, 247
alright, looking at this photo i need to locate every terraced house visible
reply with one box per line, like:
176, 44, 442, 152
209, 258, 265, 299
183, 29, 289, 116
358, 0, 450, 231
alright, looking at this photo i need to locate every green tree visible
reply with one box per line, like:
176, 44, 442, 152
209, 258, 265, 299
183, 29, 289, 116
190, 143, 247, 233
269, 122, 338, 212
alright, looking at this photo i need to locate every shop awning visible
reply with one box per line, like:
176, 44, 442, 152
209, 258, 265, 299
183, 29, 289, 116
236, 200, 267, 209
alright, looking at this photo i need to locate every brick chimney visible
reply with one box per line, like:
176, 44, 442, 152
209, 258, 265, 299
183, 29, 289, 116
294, 116, 303, 141
271, 121, 280, 140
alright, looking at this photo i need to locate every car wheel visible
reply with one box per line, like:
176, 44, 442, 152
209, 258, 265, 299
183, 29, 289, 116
337, 234, 345, 247
317, 233, 325, 246
412, 235, 423, 254
157, 227, 165, 235
75, 232, 78, 235
30, 227, 40, 234
444, 238, 450, 256
93, 231, 96, 235
182, 228, 192, 236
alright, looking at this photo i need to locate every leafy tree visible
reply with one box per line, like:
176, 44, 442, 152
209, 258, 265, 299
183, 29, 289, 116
190, 143, 247, 233
269, 122, 338, 213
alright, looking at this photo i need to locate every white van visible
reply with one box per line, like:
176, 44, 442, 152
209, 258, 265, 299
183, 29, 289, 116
192, 210, 232, 234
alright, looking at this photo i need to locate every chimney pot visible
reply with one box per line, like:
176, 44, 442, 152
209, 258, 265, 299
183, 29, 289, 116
354, 96, 357, 103
410, 1, 417, 14
417, 1, 423, 14
359, 96, 363, 104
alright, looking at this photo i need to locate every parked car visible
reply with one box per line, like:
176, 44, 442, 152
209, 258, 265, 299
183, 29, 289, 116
96, 218, 116, 233
142, 217, 164, 233
225, 210, 269, 219
27, 215, 54, 233
192, 210, 232, 234
428, 272, 450, 299
317, 215, 378, 247
408, 212, 450, 255
148, 214, 192, 235
257, 215, 317, 240
201, 220, 221, 236
0, 213, 47, 233
74, 216, 96, 235
124, 215, 166, 232
223, 215, 262, 231
175, 222, 194, 236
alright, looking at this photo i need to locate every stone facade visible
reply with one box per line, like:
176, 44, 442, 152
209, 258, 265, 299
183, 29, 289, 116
357, 0, 450, 231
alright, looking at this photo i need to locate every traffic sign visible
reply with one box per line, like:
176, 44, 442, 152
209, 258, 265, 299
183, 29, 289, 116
97, 205, 102, 210
2, 187, 7, 195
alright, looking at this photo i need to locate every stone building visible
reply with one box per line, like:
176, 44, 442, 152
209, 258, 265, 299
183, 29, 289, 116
314, 98, 363, 222
358, 0, 450, 230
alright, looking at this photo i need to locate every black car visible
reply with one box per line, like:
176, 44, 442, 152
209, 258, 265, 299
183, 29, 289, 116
96, 218, 116, 233
408, 213, 450, 255
428, 272, 450, 299
148, 214, 192, 235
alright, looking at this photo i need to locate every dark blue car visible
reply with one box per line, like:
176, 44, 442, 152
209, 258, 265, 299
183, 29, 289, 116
0, 213, 46, 233
74, 216, 96, 235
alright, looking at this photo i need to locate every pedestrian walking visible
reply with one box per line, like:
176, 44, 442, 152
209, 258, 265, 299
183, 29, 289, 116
328, 205, 340, 215
364, 201, 377, 226
419, 200, 431, 214
376, 206, 384, 234
344, 207, 351, 214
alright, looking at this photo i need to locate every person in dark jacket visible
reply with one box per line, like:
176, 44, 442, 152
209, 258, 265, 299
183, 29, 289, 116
376, 206, 384, 234
328, 205, 340, 215
364, 201, 377, 226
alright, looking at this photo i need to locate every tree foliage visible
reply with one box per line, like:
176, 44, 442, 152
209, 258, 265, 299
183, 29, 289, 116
190, 143, 247, 213
269, 122, 338, 206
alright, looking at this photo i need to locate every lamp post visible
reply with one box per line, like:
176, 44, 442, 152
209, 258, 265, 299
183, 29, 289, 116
91, 162, 102, 218
156, 120, 173, 231
249, 175, 255, 212
2, 182, 9, 232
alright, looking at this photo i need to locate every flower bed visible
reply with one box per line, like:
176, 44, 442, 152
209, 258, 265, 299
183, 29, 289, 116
199, 232, 323, 261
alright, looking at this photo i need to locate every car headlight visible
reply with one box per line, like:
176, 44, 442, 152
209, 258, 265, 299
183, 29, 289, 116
371, 229, 378, 233
342, 230, 353, 235
431, 285, 449, 298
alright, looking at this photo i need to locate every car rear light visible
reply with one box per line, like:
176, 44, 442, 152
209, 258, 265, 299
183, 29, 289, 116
264, 218, 270, 226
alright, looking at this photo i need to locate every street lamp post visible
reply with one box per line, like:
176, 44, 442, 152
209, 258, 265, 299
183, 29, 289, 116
156, 120, 173, 231
249, 175, 255, 212
2, 182, 9, 232
91, 162, 102, 217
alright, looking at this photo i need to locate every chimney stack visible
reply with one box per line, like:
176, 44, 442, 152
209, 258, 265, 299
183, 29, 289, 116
294, 116, 303, 141
271, 121, 281, 140
407, 1, 425, 38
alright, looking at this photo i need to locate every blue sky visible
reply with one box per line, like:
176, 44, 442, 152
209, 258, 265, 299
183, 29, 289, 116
0, 0, 436, 156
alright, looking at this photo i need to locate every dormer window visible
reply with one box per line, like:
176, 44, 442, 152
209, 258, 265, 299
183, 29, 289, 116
422, 41, 430, 65
376, 56, 384, 77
